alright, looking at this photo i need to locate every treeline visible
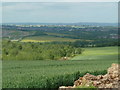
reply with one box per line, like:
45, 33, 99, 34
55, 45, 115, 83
46, 39, 119, 48
2, 38, 118, 60
2, 40, 83, 60
72, 39, 119, 47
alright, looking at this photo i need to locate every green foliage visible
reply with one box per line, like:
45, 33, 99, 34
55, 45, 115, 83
34, 31, 48, 36
2, 40, 82, 60
72, 39, 118, 48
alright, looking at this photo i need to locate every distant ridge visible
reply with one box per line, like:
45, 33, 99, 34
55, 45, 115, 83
2, 22, 117, 26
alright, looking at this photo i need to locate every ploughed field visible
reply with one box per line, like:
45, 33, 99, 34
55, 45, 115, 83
2, 46, 118, 88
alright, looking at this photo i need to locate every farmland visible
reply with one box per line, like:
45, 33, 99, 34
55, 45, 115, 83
21, 35, 79, 42
1, 1, 119, 88
2, 46, 118, 88
71, 46, 118, 60
0, 60, 2, 89
2, 24, 119, 88
2, 25, 118, 42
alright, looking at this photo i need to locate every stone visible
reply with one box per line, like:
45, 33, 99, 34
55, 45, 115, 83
59, 63, 120, 89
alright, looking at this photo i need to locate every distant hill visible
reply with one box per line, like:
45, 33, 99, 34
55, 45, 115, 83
2, 22, 117, 26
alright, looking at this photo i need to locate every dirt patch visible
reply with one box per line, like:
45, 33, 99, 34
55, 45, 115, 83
59, 57, 71, 60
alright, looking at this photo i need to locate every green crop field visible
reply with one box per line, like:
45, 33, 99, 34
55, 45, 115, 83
21, 36, 79, 42
46, 32, 77, 37
2, 46, 118, 88
71, 46, 118, 60
0, 60, 2, 89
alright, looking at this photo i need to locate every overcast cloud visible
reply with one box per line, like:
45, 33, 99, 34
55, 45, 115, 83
2, 2, 118, 23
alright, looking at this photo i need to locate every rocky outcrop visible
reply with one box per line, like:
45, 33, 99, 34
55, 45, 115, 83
59, 63, 120, 89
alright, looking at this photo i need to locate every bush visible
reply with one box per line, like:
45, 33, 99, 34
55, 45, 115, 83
2, 40, 83, 60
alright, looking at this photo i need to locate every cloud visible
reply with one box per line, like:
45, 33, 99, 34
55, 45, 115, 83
2, 2, 118, 23
2, 2, 73, 13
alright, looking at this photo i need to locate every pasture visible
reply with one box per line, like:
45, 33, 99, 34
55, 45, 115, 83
2, 46, 118, 88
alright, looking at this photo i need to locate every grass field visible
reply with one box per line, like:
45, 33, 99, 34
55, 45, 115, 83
71, 46, 118, 60
2, 46, 118, 88
21, 36, 79, 42
0, 60, 2, 89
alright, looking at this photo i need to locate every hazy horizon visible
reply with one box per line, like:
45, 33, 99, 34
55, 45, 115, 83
2, 22, 118, 24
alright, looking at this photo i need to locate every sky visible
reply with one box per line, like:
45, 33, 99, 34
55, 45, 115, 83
1, 0, 120, 2
2, 2, 118, 23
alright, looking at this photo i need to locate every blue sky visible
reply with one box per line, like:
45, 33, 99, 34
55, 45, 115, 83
2, 2, 118, 23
